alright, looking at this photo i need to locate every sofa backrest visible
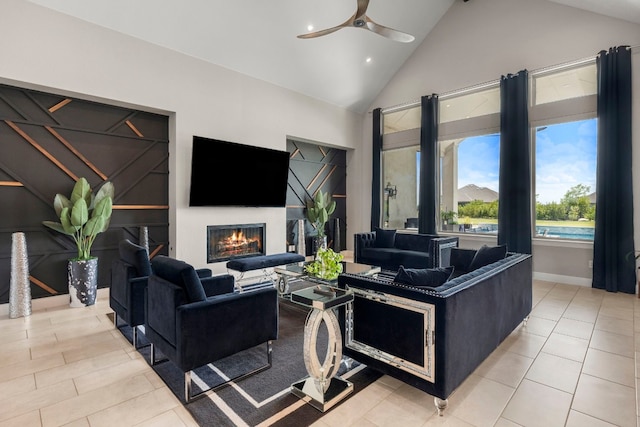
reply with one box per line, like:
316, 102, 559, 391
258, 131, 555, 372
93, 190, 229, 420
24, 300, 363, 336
434, 253, 527, 296
393, 233, 435, 252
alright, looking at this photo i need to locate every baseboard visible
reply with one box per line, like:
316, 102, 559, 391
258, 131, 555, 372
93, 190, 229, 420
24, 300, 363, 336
533, 272, 592, 287
0, 287, 110, 317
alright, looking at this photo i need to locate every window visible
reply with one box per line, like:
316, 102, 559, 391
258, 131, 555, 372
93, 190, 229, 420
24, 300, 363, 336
382, 145, 419, 229
534, 120, 597, 239
382, 105, 420, 230
438, 85, 501, 234
379, 60, 597, 241
531, 62, 597, 240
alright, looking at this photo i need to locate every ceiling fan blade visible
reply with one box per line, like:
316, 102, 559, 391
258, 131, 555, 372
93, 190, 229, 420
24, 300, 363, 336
365, 18, 415, 43
297, 23, 348, 39
355, 0, 370, 20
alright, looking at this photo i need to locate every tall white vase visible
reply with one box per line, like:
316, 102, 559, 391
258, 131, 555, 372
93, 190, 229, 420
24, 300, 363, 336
9, 232, 31, 318
297, 219, 306, 257
139, 226, 149, 254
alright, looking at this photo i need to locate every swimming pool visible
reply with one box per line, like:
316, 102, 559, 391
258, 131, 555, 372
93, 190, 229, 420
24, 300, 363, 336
534, 225, 594, 240
463, 224, 594, 240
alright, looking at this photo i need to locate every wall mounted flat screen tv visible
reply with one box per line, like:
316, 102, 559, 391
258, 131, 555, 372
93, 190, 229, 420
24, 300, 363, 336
189, 136, 290, 207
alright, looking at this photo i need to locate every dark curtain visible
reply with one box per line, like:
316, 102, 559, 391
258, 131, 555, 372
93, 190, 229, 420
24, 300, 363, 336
418, 95, 438, 235
371, 108, 383, 230
593, 46, 635, 293
498, 70, 532, 254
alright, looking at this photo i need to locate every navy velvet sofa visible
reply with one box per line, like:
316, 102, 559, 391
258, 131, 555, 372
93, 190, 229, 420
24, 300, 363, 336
338, 248, 532, 414
353, 229, 459, 271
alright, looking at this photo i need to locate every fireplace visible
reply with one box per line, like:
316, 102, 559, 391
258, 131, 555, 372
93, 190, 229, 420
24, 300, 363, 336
207, 223, 265, 263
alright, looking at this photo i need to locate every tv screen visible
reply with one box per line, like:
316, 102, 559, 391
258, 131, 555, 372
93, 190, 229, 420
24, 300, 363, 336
189, 136, 290, 207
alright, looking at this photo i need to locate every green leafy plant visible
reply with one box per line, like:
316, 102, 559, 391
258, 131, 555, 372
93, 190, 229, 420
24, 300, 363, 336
441, 209, 458, 225
304, 247, 344, 280
306, 191, 336, 238
42, 177, 114, 261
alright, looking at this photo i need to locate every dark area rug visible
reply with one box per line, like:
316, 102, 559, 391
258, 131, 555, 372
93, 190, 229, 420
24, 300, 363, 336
115, 301, 381, 427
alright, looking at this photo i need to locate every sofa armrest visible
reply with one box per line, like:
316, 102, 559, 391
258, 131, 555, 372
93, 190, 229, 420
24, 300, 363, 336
195, 268, 213, 278
200, 274, 235, 297
431, 236, 459, 267
354, 232, 376, 264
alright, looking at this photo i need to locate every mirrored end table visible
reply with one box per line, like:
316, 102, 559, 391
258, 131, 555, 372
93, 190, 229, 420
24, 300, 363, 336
289, 284, 354, 412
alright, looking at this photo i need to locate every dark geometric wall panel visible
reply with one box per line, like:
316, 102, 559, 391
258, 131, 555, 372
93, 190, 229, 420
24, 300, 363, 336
286, 139, 347, 255
0, 84, 169, 303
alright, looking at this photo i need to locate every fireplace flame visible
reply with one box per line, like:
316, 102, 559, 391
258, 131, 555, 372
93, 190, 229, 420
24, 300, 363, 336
209, 224, 265, 262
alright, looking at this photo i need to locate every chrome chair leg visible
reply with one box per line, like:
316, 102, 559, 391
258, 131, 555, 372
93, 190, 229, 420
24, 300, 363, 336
132, 326, 138, 349
185, 371, 192, 403
183, 340, 274, 403
150, 344, 156, 366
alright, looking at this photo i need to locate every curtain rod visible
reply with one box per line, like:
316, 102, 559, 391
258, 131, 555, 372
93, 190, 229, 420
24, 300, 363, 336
377, 44, 639, 114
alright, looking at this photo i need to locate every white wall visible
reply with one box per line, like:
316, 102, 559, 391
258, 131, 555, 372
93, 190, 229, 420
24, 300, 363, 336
0, 0, 364, 273
359, 0, 640, 285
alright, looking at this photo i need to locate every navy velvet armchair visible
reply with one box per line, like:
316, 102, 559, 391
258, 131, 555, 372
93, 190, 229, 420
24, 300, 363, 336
145, 255, 279, 402
110, 239, 213, 348
110, 239, 152, 348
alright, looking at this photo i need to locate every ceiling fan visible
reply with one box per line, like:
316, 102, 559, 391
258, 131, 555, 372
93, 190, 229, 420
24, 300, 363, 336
297, 0, 415, 43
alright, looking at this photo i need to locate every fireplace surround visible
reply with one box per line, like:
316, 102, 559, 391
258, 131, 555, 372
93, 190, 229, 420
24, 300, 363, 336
207, 223, 265, 263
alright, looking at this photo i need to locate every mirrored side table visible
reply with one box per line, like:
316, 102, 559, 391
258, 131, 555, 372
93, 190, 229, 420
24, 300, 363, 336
289, 284, 354, 412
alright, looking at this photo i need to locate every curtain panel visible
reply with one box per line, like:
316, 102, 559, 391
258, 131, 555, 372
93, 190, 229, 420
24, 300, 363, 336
498, 70, 532, 254
592, 46, 635, 293
418, 95, 439, 235
371, 108, 383, 231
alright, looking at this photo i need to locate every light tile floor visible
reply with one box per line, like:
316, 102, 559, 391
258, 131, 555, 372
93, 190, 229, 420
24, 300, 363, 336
0, 280, 637, 427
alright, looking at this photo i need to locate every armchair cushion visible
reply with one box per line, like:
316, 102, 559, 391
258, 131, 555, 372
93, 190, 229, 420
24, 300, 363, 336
394, 266, 454, 288
151, 256, 206, 302
375, 228, 396, 248
119, 239, 151, 277
468, 245, 508, 271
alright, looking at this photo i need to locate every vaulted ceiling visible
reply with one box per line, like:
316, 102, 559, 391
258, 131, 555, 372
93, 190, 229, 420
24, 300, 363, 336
26, 0, 640, 113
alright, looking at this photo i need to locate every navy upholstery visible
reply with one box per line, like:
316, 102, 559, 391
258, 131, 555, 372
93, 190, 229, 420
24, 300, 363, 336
354, 231, 459, 271
110, 240, 214, 347
145, 255, 279, 402
110, 239, 151, 347
394, 266, 454, 288
338, 252, 532, 408
226, 253, 304, 272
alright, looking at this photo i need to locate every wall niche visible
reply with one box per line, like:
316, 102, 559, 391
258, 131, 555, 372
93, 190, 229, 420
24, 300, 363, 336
0, 84, 169, 303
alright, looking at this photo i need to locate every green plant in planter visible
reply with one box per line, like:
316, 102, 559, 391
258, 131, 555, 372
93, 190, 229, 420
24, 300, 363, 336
304, 247, 344, 280
42, 177, 114, 260
441, 209, 458, 225
306, 191, 336, 238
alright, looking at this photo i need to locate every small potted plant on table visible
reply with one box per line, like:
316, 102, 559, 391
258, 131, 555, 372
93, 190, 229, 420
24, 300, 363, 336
306, 191, 336, 253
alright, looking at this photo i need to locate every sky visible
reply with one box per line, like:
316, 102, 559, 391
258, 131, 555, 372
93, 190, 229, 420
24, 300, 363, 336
457, 118, 597, 204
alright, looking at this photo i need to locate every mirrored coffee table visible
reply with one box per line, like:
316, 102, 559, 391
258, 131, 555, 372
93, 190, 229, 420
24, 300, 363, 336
275, 261, 380, 295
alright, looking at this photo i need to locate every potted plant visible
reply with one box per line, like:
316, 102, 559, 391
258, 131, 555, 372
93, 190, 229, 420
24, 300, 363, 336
441, 209, 458, 231
43, 177, 114, 307
306, 191, 336, 252
304, 247, 344, 280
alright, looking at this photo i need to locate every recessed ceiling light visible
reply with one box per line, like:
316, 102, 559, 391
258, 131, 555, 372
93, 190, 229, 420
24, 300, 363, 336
365, 57, 372, 63
307, 24, 314, 32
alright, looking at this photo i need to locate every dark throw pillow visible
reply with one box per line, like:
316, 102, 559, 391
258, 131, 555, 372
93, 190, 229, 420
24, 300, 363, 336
467, 244, 508, 271
394, 265, 455, 288
374, 228, 396, 248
